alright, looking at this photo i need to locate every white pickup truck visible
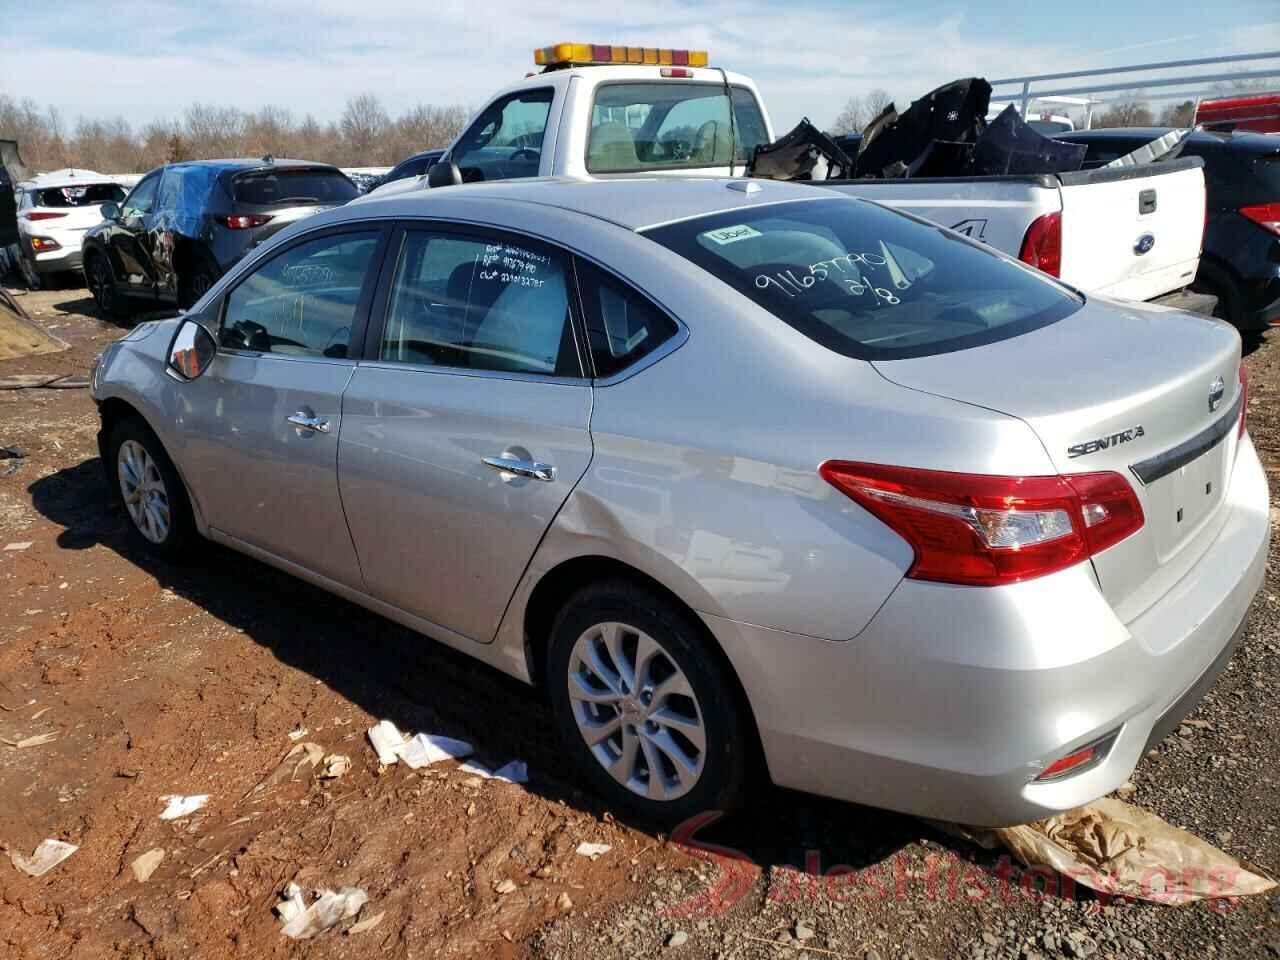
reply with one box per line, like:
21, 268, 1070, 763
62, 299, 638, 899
404, 43, 1210, 311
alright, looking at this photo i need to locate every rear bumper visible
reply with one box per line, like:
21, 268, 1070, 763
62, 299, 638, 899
1149, 288, 1219, 316
32, 249, 82, 274
704, 435, 1270, 826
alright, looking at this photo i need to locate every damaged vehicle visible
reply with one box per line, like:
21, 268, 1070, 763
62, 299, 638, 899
81, 158, 357, 317
91, 177, 1268, 826
15, 170, 128, 289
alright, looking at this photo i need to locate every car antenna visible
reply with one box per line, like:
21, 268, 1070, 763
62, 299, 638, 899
717, 66, 737, 177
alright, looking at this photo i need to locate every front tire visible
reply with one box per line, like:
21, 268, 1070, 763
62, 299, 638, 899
547, 581, 750, 823
86, 253, 130, 319
107, 417, 197, 561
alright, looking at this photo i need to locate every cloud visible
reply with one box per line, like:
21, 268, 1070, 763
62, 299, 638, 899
2, 1, 1278, 134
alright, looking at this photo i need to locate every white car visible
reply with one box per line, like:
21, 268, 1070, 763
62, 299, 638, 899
16, 169, 128, 289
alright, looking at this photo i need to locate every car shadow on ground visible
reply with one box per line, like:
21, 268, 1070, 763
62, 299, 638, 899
30, 456, 997, 895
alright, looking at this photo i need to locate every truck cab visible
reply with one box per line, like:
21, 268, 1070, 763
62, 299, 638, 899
435, 44, 774, 183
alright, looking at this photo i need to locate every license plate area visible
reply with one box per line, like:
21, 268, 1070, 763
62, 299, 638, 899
1145, 440, 1229, 562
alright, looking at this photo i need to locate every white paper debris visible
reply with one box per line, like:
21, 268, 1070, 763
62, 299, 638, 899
278, 885, 370, 939
367, 720, 409, 765
319, 754, 351, 779
158, 794, 209, 820
275, 882, 306, 924
131, 848, 165, 882
3, 541, 33, 551
575, 842, 612, 859
346, 910, 385, 935
10, 839, 78, 877
457, 759, 528, 784
399, 733, 473, 770
287, 727, 309, 741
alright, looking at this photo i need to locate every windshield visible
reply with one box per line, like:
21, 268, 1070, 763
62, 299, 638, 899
34, 183, 126, 207
644, 198, 1082, 360
587, 83, 768, 173
231, 169, 357, 205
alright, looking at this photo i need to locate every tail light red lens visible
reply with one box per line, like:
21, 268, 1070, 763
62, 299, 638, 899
818, 462, 1144, 587
1018, 211, 1062, 278
1238, 362, 1248, 438
22, 211, 68, 222
1034, 732, 1117, 782
219, 214, 273, 230
1239, 203, 1280, 237
29, 236, 61, 251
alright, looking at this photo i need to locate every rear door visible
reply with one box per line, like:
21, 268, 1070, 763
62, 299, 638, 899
338, 222, 593, 642
176, 223, 389, 588
1056, 157, 1205, 301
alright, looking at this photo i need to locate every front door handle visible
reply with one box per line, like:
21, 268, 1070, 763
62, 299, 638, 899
482, 455, 556, 482
287, 412, 330, 434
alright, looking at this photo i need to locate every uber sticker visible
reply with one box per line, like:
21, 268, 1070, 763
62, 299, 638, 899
702, 224, 762, 246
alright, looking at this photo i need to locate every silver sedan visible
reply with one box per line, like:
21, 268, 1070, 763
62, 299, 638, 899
91, 177, 1269, 826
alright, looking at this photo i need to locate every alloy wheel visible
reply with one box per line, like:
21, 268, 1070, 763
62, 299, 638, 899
88, 259, 113, 311
117, 440, 171, 544
566, 622, 706, 801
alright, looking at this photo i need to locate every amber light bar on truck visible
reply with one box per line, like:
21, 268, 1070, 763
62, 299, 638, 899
534, 43, 709, 69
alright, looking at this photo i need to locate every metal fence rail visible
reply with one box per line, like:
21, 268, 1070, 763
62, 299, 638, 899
990, 51, 1280, 115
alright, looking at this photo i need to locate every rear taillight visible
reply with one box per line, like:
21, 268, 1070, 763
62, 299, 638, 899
1033, 732, 1117, 782
1018, 211, 1062, 277
22, 211, 68, 222
1239, 362, 1248, 438
818, 462, 1144, 587
219, 214, 273, 230
1239, 203, 1280, 237
29, 236, 61, 251
660, 67, 694, 78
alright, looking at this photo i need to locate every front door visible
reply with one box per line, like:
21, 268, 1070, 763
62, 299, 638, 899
339, 225, 593, 642
177, 225, 387, 588
108, 169, 163, 299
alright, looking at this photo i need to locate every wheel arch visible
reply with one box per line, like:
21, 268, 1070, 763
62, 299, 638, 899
520, 552, 766, 772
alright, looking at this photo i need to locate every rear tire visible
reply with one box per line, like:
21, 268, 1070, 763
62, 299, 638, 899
18, 254, 40, 291
547, 580, 750, 824
178, 256, 219, 310
107, 417, 198, 562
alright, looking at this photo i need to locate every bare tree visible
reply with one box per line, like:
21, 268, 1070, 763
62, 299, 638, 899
865, 88, 893, 118
340, 93, 391, 164
1158, 100, 1196, 127
1097, 91, 1154, 128
830, 97, 867, 136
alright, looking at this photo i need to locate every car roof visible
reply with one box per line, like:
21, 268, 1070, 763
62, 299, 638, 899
165, 158, 343, 174
21, 168, 119, 189
352, 176, 841, 231
1058, 126, 1280, 154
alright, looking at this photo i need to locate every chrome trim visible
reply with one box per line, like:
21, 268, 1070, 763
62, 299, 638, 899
1129, 390, 1242, 486
482, 455, 556, 482
357, 359, 588, 386
287, 413, 330, 433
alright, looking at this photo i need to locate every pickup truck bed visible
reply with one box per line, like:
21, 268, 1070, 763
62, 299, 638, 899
821, 157, 1207, 305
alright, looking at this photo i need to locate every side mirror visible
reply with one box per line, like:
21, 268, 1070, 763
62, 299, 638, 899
100, 201, 121, 221
427, 160, 463, 188
166, 318, 217, 381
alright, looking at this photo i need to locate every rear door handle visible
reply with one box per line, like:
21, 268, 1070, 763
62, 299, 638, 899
287, 413, 330, 433
482, 455, 556, 482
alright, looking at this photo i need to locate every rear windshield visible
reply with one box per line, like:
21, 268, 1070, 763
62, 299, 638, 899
35, 183, 126, 207
231, 169, 357, 206
588, 83, 768, 173
644, 197, 1081, 360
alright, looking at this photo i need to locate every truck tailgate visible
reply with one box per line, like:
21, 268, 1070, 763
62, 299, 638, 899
1057, 157, 1205, 302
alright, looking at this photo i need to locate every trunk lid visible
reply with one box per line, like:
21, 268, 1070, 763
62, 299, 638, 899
872, 296, 1243, 623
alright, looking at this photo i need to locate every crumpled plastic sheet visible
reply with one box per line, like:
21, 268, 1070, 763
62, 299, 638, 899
276, 882, 369, 939
366, 720, 473, 769
946, 798, 1277, 904
9, 839, 77, 877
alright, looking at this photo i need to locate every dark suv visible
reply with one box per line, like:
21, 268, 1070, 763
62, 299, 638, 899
1057, 127, 1280, 332
82, 158, 357, 316
366, 150, 445, 193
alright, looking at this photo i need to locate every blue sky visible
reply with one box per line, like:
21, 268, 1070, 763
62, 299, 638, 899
2, 0, 1278, 131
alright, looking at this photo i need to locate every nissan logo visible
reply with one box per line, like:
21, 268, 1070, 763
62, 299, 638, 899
1208, 376, 1225, 412
1134, 233, 1156, 256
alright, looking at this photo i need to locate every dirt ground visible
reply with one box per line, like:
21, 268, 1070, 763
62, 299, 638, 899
0, 280, 1277, 960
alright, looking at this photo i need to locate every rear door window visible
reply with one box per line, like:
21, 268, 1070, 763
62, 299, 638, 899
378, 228, 580, 376
587, 83, 768, 172
575, 260, 679, 377
450, 89, 554, 182
644, 197, 1081, 360
231, 169, 357, 205
220, 230, 380, 358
